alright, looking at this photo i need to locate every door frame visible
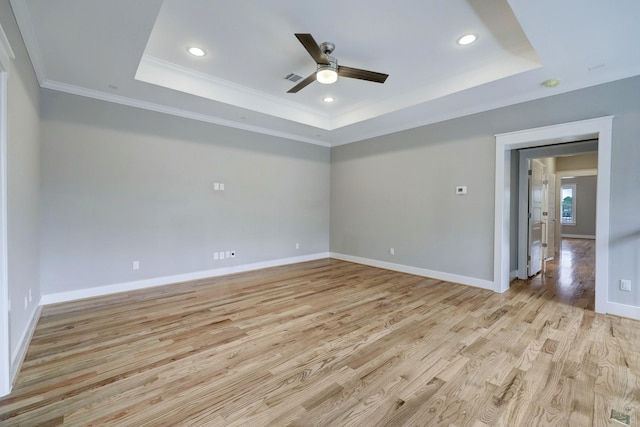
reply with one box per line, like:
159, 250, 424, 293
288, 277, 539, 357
0, 21, 13, 397
494, 116, 612, 315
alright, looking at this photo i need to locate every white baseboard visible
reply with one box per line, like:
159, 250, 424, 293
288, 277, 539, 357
330, 252, 495, 291
11, 304, 42, 383
606, 300, 640, 321
41, 253, 330, 305
561, 234, 596, 239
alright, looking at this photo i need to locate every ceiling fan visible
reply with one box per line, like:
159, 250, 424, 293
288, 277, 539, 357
287, 33, 389, 93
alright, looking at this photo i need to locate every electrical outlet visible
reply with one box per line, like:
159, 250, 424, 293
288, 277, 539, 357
620, 279, 631, 292
219, 251, 225, 260
296, 243, 300, 250
133, 261, 140, 270
390, 248, 395, 255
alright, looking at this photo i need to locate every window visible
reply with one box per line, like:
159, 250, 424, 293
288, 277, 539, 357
561, 183, 576, 225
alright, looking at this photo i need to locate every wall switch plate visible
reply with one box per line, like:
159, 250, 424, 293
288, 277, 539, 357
133, 261, 140, 270
214, 252, 219, 260
219, 251, 225, 260
620, 279, 631, 292
220, 183, 225, 191
456, 186, 467, 195
214, 182, 220, 191
28, 289, 32, 302
390, 248, 395, 255
296, 243, 300, 249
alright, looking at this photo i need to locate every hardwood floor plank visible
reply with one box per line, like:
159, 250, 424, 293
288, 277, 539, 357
1, 239, 638, 426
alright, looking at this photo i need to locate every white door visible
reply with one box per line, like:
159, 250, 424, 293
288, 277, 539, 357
528, 159, 544, 276
545, 173, 556, 260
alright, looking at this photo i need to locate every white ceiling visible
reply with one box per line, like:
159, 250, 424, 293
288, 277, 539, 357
10, 0, 640, 147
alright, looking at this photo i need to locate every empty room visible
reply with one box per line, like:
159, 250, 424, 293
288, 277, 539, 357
1, 0, 639, 425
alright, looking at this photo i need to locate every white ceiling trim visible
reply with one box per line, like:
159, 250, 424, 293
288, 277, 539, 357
136, 54, 332, 130
41, 79, 330, 147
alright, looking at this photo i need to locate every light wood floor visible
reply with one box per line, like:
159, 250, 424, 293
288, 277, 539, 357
1, 239, 638, 426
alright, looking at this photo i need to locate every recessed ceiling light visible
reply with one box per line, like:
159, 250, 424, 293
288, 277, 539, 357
323, 96, 334, 103
457, 34, 477, 45
188, 47, 206, 57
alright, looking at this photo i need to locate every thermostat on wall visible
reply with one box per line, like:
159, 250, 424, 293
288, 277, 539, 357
456, 186, 467, 195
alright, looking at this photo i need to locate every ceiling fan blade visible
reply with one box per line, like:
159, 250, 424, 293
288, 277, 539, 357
338, 66, 388, 83
295, 33, 330, 65
287, 72, 317, 93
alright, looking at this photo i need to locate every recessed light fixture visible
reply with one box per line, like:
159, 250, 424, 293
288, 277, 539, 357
457, 34, 477, 45
323, 96, 334, 103
188, 47, 206, 57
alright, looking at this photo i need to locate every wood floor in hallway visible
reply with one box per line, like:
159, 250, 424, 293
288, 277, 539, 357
1, 239, 638, 426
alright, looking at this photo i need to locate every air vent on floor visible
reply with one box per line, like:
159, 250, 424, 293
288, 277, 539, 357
284, 73, 303, 82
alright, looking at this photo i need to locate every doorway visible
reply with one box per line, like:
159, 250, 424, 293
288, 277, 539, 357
521, 153, 598, 309
493, 116, 612, 315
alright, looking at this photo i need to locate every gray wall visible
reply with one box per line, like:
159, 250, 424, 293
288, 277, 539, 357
331, 119, 496, 281
331, 75, 640, 307
0, 0, 41, 364
561, 176, 597, 237
40, 91, 330, 294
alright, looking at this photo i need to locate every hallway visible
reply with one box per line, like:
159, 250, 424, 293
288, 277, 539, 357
514, 238, 595, 311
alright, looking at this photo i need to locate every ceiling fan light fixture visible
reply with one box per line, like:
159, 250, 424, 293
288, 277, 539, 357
316, 65, 338, 84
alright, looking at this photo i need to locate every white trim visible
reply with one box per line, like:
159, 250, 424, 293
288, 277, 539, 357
0, 21, 11, 397
495, 116, 613, 316
136, 55, 331, 130
606, 301, 640, 321
41, 80, 330, 148
561, 234, 596, 240
10, 305, 40, 381
330, 252, 494, 291
41, 253, 330, 305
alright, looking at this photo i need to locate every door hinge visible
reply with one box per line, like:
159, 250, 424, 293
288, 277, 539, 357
542, 211, 548, 216
543, 180, 549, 185
528, 169, 532, 176
542, 243, 548, 248
527, 256, 531, 261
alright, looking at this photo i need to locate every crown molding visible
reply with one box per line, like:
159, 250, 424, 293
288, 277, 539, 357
41, 80, 331, 147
